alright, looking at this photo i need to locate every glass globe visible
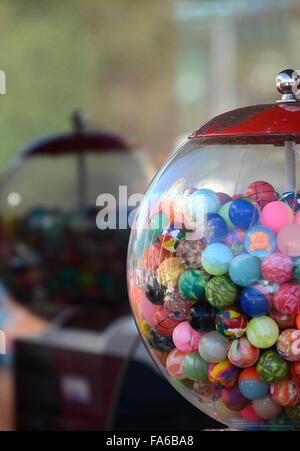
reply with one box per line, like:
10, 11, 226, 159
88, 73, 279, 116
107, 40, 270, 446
127, 96, 300, 430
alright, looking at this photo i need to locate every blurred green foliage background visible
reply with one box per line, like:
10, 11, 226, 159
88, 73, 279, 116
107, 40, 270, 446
0, 0, 176, 171
1, 0, 300, 173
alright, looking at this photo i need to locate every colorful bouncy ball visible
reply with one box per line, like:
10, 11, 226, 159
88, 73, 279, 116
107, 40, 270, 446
201, 243, 233, 276
240, 284, 273, 317
261, 201, 293, 234
229, 198, 260, 229
225, 227, 246, 255
208, 359, 239, 389
246, 316, 279, 349
215, 308, 248, 338
238, 366, 269, 400
245, 181, 277, 209
228, 337, 259, 368
256, 350, 289, 383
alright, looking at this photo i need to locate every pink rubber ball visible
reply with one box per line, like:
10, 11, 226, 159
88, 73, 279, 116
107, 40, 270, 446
172, 320, 202, 353
261, 201, 293, 234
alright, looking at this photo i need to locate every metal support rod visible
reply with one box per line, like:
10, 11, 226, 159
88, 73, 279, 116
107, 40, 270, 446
72, 111, 88, 210
77, 151, 87, 210
285, 138, 296, 193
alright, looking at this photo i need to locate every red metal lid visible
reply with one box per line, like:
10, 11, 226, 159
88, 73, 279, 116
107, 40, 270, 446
189, 70, 300, 146
189, 102, 300, 146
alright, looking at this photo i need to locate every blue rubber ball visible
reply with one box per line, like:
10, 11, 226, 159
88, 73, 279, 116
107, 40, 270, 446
202, 213, 228, 243
239, 378, 269, 400
229, 254, 261, 287
240, 285, 271, 316
229, 198, 259, 229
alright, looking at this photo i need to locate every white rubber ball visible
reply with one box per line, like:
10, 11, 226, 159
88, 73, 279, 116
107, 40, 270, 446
198, 330, 229, 363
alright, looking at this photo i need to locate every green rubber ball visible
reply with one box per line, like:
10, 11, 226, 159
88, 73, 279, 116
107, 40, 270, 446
256, 350, 289, 383
182, 351, 209, 381
205, 275, 238, 309
178, 269, 210, 300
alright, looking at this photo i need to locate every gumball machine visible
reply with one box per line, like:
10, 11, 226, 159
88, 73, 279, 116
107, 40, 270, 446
127, 70, 300, 430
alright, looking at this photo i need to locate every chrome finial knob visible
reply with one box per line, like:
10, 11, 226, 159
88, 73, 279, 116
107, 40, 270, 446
276, 69, 300, 102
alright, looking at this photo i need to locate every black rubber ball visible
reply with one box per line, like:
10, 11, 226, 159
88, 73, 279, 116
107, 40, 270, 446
148, 327, 174, 352
187, 301, 218, 333
145, 277, 166, 305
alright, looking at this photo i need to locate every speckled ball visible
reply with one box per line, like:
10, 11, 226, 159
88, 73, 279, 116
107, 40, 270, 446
252, 394, 283, 419
176, 239, 206, 269
164, 289, 194, 320
193, 380, 221, 405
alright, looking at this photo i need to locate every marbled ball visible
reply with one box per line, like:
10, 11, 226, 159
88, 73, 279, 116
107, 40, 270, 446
208, 359, 240, 389
246, 315, 279, 349
286, 403, 300, 422
229, 198, 260, 229
240, 284, 273, 317
273, 283, 300, 315
149, 327, 174, 352
172, 320, 202, 353
205, 275, 238, 309
145, 276, 166, 305
178, 269, 210, 300
215, 307, 248, 339
228, 337, 259, 368
143, 243, 169, 272
261, 252, 294, 285
166, 348, 186, 379
277, 329, 300, 361
270, 379, 300, 407
220, 386, 250, 411
270, 307, 296, 329
256, 350, 289, 383
291, 361, 300, 383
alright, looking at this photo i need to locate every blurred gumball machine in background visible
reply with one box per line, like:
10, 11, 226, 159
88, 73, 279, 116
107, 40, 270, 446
0, 110, 155, 350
